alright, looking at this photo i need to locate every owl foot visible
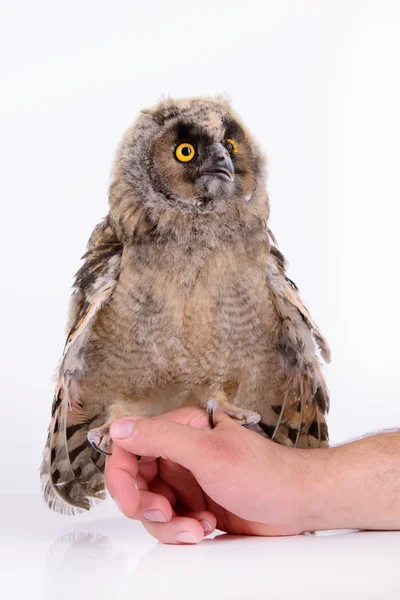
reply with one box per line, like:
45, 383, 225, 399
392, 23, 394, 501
206, 397, 261, 429
87, 426, 111, 456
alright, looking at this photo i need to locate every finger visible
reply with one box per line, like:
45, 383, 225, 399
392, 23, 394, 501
185, 510, 217, 536
151, 405, 211, 429
141, 511, 216, 545
136, 473, 149, 490
129, 489, 174, 523
106, 441, 139, 478
138, 459, 158, 483
110, 417, 204, 468
111, 487, 174, 523
105, 447, 175, 521
142, 404, 229, 430
158, 458, 206, 511
148, 475, 177, 508
109, 410, 235, 471
105, 443, 141, 515
106, 443, 154, 490
111, 406, 209, 438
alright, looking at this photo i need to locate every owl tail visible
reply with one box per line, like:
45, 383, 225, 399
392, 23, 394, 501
40, 388, 106, 515
257, 404, 328, 449
254, 369, 329, 449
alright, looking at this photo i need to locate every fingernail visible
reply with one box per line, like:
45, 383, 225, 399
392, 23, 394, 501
133, 477, 139, 491
199, 519, 213, 534
176, 531, 199, 544
115, 498, 124, 515
143, 509, 168, 523
110, 419, 135, 439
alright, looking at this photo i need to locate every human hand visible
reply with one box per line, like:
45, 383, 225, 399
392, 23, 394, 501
104, 406, 315, 544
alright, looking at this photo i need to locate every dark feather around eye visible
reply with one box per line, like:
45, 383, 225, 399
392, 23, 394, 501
222, 117, 242, 140
175, 123, 193, 141
172, 121, 214, 148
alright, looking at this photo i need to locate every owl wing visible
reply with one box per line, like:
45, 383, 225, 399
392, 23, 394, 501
41, 215, 123, 514
265, 228, 331, 447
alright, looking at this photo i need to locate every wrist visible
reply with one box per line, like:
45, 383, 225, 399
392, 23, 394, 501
253, 442, 333, 536
298, 442, 369, 533
297, 447, 339, 532
263, 443, 352, 535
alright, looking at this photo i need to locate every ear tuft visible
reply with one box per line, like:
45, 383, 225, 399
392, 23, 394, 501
215, 91, 232, 107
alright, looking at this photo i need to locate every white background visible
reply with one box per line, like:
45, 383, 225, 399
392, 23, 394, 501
1, 0, 399, 496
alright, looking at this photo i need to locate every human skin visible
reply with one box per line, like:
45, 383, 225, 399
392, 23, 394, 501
104, 406, 400, 544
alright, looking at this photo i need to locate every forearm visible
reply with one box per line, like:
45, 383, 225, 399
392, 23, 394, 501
302, 431, 400, 532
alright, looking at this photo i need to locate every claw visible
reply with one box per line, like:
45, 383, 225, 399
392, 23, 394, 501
242, 420, 260, 428
87, 429, 111, 456
207, 398, 218, 429
240, 411, 261, 427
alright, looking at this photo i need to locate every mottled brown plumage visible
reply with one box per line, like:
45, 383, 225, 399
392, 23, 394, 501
41, 97, 330, 514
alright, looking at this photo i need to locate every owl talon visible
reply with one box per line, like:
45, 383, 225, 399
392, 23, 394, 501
225, 407, 261, 427
242, 419, 261, 428
205, 397, 260, 429
87, 428, 111, 456
207, 398, 218, 429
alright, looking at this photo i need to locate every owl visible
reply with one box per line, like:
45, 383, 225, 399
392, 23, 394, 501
41, 97, 331, 514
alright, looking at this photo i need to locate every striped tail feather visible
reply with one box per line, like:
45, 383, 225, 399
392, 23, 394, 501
255, 401, 329, 449
40, 388, 106, 515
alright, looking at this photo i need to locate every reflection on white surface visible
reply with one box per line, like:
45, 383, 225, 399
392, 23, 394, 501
47, 531, 129, 599
2, 495, 400, 599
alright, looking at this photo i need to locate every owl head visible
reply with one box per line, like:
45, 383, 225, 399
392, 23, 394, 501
109, 97, 269, 242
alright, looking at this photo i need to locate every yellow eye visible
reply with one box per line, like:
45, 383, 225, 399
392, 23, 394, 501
175, 142, 195, 162
226, 138, 238, 154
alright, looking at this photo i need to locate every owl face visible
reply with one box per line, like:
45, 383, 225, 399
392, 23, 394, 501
114, 98, 266, 214
147, 111, 257, 209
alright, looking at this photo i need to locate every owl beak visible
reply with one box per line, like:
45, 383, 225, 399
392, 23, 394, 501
202, 143, 235, 182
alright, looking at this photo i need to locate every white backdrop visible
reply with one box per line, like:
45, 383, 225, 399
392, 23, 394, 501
1, 0, 399, 495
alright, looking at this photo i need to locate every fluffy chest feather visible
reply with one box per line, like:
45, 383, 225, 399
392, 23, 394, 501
85, 240, 279, 398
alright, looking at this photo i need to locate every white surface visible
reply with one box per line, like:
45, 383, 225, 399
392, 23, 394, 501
1, 495, 400, 600
1, 2, 400, 492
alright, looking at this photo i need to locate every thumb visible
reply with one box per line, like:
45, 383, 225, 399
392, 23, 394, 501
109, 416, 208, 473
109, 408, 237, 474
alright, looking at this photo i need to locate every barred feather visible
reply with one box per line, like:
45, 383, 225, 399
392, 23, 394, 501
40, 217, 122, 514
266, 234, 330, 446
